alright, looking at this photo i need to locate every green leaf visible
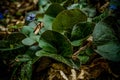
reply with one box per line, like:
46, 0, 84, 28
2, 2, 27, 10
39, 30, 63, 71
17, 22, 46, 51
0, 32, 26, 51
38, 0, 49, 6
78, 55, 89, 64
96, 42, 120, 61
93, 16, 120, 61
92, 17, 118, 46
85, 47, 94, 56
71, 22, 94, 41
21, 61, 32, 80
39, 30, 73, 57
45, 3, 65, 17
7, 32, 26, 43
39, 27, 47, 35
21, 26, 34, 35
24, 20, 41, 34
22, 37, 36, 46
15, 55, 32, 62
43, 3, 65, 30
28, 21, 38, 28
39, 39, 57, 53
35, 50, 80, 69
50, 0, 67, 3
43, 15, 55, 30
29, 35, 40, 42
22, 34, 39, 46
92, 10, 108, 23
71, 38, 86, 46
52, 9, 87, 37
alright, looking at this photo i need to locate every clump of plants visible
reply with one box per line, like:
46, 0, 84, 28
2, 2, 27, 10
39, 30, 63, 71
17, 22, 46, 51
1, 0, 120, 80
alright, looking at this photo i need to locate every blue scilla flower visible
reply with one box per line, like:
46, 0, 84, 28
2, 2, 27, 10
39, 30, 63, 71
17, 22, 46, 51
109, 5, 117, 10
0, 12, 4, 20
26, 13, 36, 21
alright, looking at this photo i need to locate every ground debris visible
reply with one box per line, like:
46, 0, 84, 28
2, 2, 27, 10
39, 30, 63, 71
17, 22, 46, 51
0, 0, 38, 33
77, 58, 120, 80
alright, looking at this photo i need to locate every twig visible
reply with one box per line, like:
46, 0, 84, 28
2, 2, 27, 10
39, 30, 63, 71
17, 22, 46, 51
34, 22, 44, 34
71, 69, 77, 80
99, 1, 109, 13
72, 36, 93, 60
60, 70, 68, 80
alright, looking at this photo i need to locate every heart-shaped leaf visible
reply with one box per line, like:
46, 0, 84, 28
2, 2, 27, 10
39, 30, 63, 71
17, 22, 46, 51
39, 30, 73, 57
43, 3, 65, 30
52, 9, 87, 37
93, 16, 120, 61
71, 22, 94, 41
92, 21, 117, 45
45, 3, 65, 17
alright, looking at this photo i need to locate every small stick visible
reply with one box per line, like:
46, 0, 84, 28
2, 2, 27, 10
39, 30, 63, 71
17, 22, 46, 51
34, 22, 44, 34
71, 69, 77, 80
60, 70, 68, 80
72, 36, 93, 60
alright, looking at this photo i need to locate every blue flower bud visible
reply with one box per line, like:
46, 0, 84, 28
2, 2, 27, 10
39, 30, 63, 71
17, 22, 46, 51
0, 12, 4, 20
109, 5, 117, 10
26, 13, 36, 21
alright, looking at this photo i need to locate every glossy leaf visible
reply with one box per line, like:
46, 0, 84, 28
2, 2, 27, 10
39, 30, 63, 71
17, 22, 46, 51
71, 22, 94, 41
93, 16, 120, 61
22, 37, 36, 46
45, 3, 65, 17
39, 39, 57, 53
36, 50, 80, 69
52, 9, 87, 36
22, 34, 39, 46
39, 30, 73, 57
43, 3, 65, 30
92, 17, 118, 46
43, 15, 55, 30
96, 42, 120, 61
